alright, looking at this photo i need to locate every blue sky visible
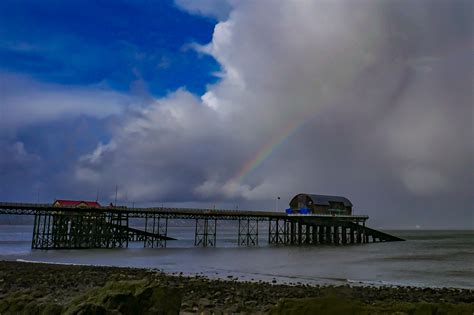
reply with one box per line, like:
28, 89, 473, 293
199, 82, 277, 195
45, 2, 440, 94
0, 0, 219, 96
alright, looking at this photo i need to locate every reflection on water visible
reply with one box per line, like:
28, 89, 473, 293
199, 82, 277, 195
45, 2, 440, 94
1, 224, 473, 289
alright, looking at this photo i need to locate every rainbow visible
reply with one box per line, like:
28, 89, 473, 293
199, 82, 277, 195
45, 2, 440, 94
231, 112, 313, 185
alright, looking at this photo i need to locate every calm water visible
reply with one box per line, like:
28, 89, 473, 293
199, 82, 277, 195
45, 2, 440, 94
1, 224, 473, 289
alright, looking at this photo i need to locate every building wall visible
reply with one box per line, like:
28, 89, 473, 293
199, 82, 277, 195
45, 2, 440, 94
311, 205, 352, 215
345, 206, 352, 215
312, 205, 328, 214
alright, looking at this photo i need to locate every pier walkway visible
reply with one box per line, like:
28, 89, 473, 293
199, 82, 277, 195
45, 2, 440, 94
0, 202, 403, 249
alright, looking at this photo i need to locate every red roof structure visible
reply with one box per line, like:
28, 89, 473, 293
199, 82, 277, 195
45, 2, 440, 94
53, 199, 101, 208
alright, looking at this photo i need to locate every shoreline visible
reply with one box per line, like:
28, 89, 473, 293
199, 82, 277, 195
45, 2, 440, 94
9, 257, 474, 290
1, 260, 473, 314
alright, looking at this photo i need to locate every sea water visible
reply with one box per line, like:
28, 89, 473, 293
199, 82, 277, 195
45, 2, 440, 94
0, 224, 473, 289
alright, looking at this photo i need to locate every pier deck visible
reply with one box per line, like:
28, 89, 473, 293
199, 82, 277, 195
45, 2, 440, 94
0, 202, 403, 249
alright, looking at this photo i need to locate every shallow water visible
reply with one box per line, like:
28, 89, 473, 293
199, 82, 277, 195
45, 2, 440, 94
1, 224, 473, 289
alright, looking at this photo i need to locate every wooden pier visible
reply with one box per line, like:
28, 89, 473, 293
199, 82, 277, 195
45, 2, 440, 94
0, 202, 404, 249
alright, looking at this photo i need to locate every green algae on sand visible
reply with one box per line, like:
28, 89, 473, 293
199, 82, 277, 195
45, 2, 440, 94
0, 280, 182, 315
0, 290, 63, 315
65, 280, 182, 314
269, 295, 474, 315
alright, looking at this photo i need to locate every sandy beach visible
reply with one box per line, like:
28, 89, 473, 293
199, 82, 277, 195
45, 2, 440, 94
0, 260, 473, 314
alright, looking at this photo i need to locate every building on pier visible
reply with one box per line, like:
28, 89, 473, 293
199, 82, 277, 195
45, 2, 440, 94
52, 199, 101, 208
287, 193, 352, 215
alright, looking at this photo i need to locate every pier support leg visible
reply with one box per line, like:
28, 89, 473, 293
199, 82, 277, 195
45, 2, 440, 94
269, 219, 287, 245
281, 220, 287, 244
363, 221, 368, 243
33, 211, 121, 249
334, 226, 340, 245
269, 219, 276, 244
298, 222, 303, 245
195, 218, 217, 247
305, 224, 311, 244
32, 213, 39, 248
109, 212, 129, 248
356, 223, 362, 244
32, 213, 54, 249
326, 225, 332, 244
290, 221, 297, 245
52, 213, 69, 248
318, 225, 324, 244
238, 218, 258, 246
284, 220, 291, 244
144, 214, 168, 248
312, 225, 318, 245
342, 226, 347, 245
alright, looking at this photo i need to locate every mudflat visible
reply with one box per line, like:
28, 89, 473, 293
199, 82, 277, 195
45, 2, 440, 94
0, 260, 473, 314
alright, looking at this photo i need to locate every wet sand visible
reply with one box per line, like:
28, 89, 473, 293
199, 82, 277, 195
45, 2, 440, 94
0, 260, 473, 314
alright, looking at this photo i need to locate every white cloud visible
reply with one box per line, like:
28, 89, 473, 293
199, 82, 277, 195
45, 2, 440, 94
80, 141, 117, 165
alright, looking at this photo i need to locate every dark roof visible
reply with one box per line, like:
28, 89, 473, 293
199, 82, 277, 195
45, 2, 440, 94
293, 194, 353, 207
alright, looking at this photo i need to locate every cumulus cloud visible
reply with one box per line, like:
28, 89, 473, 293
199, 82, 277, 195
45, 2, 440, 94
77, 0, 472, 227
76, 89, 242, 202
